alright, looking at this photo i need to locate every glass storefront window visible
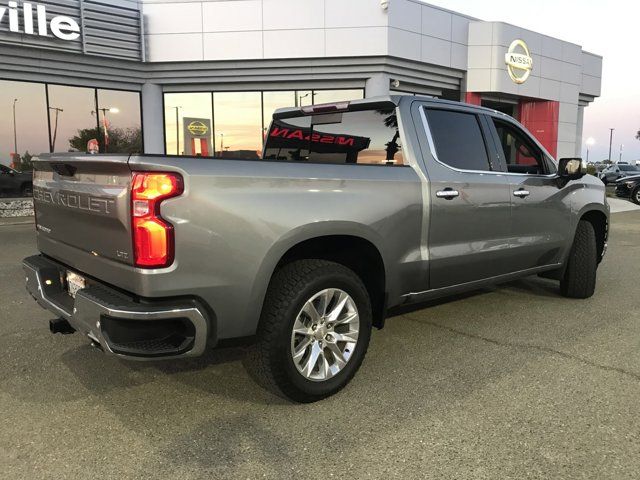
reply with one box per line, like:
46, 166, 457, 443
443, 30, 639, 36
96, 89, 142, 153
263, 91, 296, 136
162, 88, 365, 158
0, 80, 48, 172
47, 85, 98, 154
213, 92, 262, 159
296, 90, 314, 108
164, 92, 213, 156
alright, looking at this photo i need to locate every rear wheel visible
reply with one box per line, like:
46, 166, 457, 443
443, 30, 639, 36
560, 220, 598, 299
631, 187, 640, 205
248, 259, 372, 402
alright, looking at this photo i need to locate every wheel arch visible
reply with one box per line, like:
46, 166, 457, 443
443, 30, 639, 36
576, 206, 608, 264
250, 223, 389, 331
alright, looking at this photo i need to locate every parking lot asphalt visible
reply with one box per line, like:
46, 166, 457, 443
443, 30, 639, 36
1, 212, 639, 480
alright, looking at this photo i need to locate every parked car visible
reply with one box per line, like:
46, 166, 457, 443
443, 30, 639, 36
0, 164, 33, 197
23, 96, 609, 402
598, 164, 640, 184
614, 175, 640, 205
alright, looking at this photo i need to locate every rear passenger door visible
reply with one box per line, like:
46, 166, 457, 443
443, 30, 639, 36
415, 104, 513, 289
485, 116, 571, 271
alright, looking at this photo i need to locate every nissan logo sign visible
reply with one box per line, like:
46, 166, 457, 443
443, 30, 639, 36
504, 39, 533, 84
0, 1, 81, 41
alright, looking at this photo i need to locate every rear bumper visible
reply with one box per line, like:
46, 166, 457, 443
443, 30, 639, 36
23, 255, 212, 360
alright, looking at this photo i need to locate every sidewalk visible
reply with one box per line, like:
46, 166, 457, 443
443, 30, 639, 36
607, 197, 640, 214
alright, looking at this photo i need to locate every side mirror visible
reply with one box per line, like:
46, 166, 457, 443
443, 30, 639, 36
558, 158, 586, 181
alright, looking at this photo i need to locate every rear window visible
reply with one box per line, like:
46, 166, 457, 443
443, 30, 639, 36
263, 108, 404, 165
424, 108, 491, 171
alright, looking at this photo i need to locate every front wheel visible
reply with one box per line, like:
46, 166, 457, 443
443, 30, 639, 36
631, 187, 640, 205
560, 220, 598, 299
248, 259, 372, 402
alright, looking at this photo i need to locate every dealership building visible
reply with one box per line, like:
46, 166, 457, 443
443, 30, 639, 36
0, 0, 602, 165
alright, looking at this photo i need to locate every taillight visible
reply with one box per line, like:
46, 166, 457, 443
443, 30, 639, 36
131, 172, 183, 268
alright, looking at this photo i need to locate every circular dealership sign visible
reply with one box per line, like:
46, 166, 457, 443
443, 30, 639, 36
187, 120, 209, 136
504, 39, 533, 84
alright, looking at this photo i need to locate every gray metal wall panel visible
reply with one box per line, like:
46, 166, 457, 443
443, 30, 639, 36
0, 0, 142, 60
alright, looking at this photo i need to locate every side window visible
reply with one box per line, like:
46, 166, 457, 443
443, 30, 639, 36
492, 119, 547, 175
423, 108, 491, 171
263, 107, 404, 165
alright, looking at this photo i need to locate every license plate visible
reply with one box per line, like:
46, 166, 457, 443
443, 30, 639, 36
66, 271, 86, 298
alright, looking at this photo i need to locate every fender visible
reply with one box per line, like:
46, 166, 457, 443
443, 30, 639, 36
243, 221, 389, 334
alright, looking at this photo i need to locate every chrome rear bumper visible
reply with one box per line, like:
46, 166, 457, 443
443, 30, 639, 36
23, 255, 211, 360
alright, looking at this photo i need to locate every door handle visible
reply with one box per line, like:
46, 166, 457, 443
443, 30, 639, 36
513, 189, 530, 198
436, 188, 459, 200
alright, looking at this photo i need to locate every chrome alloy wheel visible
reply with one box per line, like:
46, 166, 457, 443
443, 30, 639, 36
290, 288, 360, 382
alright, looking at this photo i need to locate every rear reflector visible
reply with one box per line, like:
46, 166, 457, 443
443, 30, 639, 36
131, 172, 183, 268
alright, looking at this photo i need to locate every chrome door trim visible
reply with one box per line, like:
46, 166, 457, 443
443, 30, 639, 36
418, 105, 558, 179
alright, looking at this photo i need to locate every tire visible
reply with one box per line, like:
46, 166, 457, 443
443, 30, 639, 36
247, 259, 372, 403
560, 220, 598, 299
631, 187, 640, 205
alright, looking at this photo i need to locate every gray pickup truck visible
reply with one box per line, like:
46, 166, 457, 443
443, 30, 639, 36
24, 96, 609, 402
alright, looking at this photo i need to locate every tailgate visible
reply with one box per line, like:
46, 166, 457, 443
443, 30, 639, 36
32, 154, 134, 266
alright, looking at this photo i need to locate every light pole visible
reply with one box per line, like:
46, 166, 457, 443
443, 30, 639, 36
619, 144, 624, 163
167, 106, 181, 155
608, 128, 614, 163
297, 92, 316, 107
12, 98, 18, 163
48, 107, 64, 152
91, 107, 119, 153
585, 137, 595, 163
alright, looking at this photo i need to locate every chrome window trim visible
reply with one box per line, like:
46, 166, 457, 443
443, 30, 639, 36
418, 105, 557, 179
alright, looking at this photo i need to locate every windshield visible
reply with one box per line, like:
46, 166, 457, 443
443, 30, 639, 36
619, 165, 639, 171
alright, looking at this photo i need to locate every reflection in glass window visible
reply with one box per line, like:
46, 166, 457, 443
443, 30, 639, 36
296, 90, 314, 108
0, 80, 48, 171
492, 119, 546, 174
264, 107, 403, 165
263, 91, 296, 137
213, 92, 262, 159
47, 85, 100, 154
312, 89, 364, 105
164, 92, 213, 156
425, 109, 491, 171
96, 89, 142, 154
162, 88, 366, 158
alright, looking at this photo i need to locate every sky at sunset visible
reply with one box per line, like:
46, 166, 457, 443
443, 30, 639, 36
426, 0, 640, 162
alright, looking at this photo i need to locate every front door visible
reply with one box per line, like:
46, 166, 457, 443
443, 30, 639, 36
486, 116, 571, 271
414, 103, 514, 289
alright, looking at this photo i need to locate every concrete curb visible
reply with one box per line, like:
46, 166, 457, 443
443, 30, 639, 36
0, 198, 34, 219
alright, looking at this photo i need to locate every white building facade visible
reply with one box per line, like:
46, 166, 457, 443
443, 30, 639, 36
0, 0, 601, 164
